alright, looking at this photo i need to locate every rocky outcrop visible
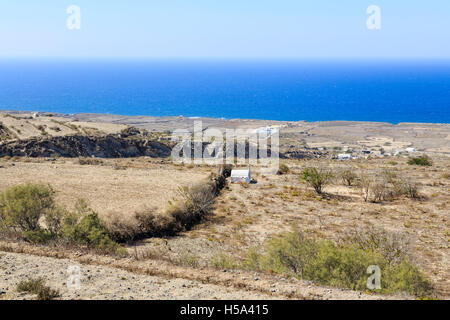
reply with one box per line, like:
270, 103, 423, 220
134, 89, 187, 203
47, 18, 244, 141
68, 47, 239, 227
0, 134, 172, 158
0, 121, 14, 140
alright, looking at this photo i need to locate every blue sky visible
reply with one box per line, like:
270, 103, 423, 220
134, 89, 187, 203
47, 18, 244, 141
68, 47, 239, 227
0, 1, 449, 58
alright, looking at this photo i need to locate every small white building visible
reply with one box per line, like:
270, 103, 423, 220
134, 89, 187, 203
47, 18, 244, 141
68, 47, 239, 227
405, 147, 416, 153
231, 169, 251, 183
337, 154, 351, 160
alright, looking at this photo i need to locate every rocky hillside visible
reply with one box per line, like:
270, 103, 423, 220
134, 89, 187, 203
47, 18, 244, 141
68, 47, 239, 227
0, 133, 172, 158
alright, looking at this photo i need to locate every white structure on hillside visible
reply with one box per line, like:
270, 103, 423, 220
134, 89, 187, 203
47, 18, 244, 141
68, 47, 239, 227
231, 169, 251, 183
405, 147, 416, 153
337, 154, 351, 160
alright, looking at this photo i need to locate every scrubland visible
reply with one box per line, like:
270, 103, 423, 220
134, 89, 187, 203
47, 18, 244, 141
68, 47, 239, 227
0, 154, 448, 300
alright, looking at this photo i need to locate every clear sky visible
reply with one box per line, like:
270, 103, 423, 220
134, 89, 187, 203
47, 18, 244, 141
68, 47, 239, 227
0, 0, 449, 59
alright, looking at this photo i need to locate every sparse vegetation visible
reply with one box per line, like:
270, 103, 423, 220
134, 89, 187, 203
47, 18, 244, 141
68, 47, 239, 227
277, 163, 290, 175
358, 169, 421, 203
0, 183, 55, 232
78, 158, 103, 165
106, 167, 230, 242
210, 253, 238, 269
16, 278, 60, 300
408, 155, 432, 166
0, 184, 123, 254
244, 229, 433, 297
301, 167, 333, 194
340, 169, 357, 186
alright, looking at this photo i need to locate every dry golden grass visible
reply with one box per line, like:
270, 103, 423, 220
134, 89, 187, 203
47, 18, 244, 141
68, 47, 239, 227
0, 158, 208, 218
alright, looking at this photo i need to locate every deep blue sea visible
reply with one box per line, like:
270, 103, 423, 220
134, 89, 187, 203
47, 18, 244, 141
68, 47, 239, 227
0, 59, 449, 123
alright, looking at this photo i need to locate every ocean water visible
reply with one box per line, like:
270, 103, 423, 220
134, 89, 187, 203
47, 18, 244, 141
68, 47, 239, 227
0, 59, 449, 123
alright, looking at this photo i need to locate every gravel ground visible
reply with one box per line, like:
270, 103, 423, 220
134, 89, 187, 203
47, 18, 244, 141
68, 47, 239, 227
0, 252, 274, 300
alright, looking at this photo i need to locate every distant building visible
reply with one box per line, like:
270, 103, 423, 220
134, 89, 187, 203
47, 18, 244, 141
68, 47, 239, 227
405, 147, 416, 153
337, 154, 351, 160
231, 169, 251, 183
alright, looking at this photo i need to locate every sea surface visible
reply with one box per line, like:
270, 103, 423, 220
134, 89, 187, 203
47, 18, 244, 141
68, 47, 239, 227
0, 59, 449, 123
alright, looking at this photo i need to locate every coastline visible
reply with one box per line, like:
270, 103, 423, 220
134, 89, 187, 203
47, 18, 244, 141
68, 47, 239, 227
1, 110, 449, 156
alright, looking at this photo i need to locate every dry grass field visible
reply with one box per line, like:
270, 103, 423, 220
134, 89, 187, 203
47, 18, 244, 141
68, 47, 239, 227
0, 158, 209, 217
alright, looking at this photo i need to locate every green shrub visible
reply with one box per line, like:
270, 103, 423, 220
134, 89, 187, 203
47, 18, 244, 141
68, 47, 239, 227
65, 212, 118, 251
408, 155, 432, 166
16, 277, 60, 300
246, 230, 433, 297
0, 183, 55, 232
22, 229, 55, 244
301, 167, 333, 194
338, 228, 411, 265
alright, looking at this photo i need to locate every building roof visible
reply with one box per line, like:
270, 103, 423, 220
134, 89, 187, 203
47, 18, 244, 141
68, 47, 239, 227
231, 169, 251, 176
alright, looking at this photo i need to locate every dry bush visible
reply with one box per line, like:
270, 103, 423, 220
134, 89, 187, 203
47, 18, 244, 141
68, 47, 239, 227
358, 169, 421, 203
337, 227, 413, 265
78, 158, 103, 165
168, 181, 216, 230
340, 168, 358, 186
105, 169, 229, 242
16, 278, 60, 300
104, 207, 175, 242
277, 163, 290, 175
106, 180, 220, 242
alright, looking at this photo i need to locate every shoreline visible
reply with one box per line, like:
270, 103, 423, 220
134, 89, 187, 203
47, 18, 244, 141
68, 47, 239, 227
2, 109, 450, 126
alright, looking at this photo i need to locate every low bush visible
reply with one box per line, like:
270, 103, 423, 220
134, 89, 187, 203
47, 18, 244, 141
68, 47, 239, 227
277, 163, 290, 175
210, 253, 238, 270
245, 229, 433, 297
340, 169, 358, 186
358, 170, 421, 203
22, 229, 55, 244
0, 184, 124, 254
408, 155, 432, 166
0, 183, 55, 232
63, 212, 119, 251
301, 167, 333, 194
337, 227, 412, 265
16, 278, 60, 300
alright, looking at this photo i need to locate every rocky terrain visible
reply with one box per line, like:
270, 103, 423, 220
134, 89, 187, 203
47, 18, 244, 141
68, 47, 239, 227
0, 133, 171, 158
